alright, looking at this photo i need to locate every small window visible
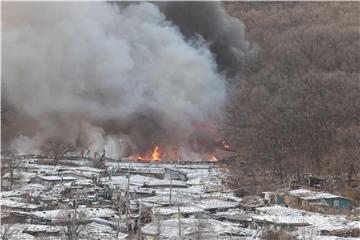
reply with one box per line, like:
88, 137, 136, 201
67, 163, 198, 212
334, 200, 340, 206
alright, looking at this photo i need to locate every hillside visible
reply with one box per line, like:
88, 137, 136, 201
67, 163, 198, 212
223, 1, 360, 180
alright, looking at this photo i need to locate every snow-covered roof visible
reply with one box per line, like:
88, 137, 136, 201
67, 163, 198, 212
192, 198, 239, 210
153, 185, 204, 197
288, 188, 347, 200
152, 205, 205, 216
0, 198, 42, 210
256, 205, 358, 232
146, 179, 188, 188
141, 194, 193, 206
38, 183, 67, 200
164, 167, 187, 175
22, 224, 61, 234
101, 174, 188, 188
71, 179, 94, 186
106, 161, 219, 178
0, 222, 127, 240
315, 237, 360, 240
35, 175, 76, 182
0, 184, 47, 198
80, 222, 128, 240
27, 207, 116, 221
141, 218, 256, 239
253, 214, 310, 226
72, 166, 105, 174
116, 167, 165, 175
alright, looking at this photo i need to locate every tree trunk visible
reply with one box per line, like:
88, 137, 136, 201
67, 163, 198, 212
9, 170, 14, 191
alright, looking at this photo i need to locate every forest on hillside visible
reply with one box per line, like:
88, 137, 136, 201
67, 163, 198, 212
223, 2, 360, 181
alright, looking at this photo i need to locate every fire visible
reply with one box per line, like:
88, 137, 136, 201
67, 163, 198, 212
209, 154, 218, 161
151, 145, 160, 161
223, 141, 230, 150
132, 144, 160, 161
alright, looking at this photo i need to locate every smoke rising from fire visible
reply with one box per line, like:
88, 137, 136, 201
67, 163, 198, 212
157, 1, 250, 76
2, 2, 247, 159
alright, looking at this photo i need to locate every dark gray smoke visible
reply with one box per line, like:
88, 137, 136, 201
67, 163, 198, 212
2, 1, 248, 159
157, 1, 250, 76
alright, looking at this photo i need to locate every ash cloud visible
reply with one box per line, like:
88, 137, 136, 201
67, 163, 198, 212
2, 2, 227, 158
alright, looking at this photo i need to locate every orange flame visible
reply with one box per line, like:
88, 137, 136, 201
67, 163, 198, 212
209, 154, 218, 162
133, 145, 160, 161
223, 141, 230, 150
151, 145, 160, 161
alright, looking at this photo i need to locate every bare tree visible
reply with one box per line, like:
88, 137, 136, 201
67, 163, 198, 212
177, 206, 182, 240
153, 209, 161, 240
334, 126, 360, 180
1, 224, 16, 240
92, 150, 107, 170
1, 98, 15, 126
1, 208, 16, 240
262, 230, 292, 240
114, 189, 123, 239
193, 218, 208, 240
1, 156, 22, 190
223, 2, 360, 183
40, 137, 75, 165
56, 207, 87, 240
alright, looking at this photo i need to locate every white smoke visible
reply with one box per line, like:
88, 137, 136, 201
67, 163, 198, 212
3, 2, 226, 156
10, 135, 40, 155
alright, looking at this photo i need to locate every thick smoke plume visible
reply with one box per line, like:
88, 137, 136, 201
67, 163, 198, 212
157, 1, 250, 76
2, 2, 247, 159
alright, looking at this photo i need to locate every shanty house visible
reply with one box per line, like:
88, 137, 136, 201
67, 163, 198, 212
151, 205, 204, 221
0, 198, 43, 212
287, 189, 352, 211
191, 198, 239, 213
30, 175, 76, 187
214, 209, 253, 228
164, 167, 187, 181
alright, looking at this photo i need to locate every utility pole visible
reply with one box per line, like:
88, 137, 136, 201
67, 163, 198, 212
127, 167, 131, 196
116, 188, 122, 239
138, 199, 142, 218
177, 205, 182, 240
137, 199, 142, 240
169, 177, 173, 205
73, 191, 78, 240
125, 166, 131, 232
155, 210, 161, 240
